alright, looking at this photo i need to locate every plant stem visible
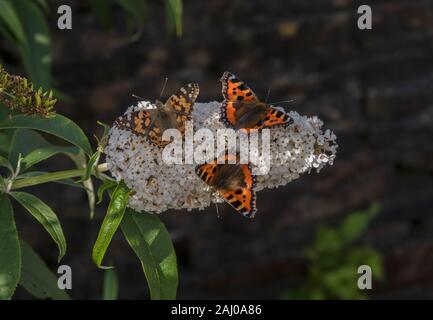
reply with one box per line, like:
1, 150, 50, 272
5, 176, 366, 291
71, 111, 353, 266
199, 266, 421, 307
11, 163, 109, 190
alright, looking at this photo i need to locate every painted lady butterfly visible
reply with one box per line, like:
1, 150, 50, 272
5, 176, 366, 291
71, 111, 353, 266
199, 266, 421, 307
114, 83, 199, 148
220, 71, 292, 131
196, 154, 257, 218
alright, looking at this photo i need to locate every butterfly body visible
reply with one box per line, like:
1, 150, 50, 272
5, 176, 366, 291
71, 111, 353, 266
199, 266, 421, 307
114, 83, 199, 147
220, 72, 292, 131
196, 154, 257, 218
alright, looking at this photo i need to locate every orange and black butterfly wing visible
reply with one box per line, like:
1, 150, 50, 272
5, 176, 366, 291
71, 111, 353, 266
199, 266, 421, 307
196, 155, 257, 218
220, 72, 293, 130
195, 162, 218, 186
220, 163, 257, 218
220, 72, 258, 103
220, 72, 260, 129
252, 106, 293, 130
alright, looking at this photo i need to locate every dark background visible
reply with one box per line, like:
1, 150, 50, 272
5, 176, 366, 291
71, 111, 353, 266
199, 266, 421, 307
9, 0, 433, 299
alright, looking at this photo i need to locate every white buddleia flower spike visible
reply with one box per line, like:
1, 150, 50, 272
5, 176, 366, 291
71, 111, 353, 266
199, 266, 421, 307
104, 101, 338, 213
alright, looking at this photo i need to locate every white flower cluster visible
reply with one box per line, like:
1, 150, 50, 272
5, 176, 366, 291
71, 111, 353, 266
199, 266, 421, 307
104, 101, 337, 213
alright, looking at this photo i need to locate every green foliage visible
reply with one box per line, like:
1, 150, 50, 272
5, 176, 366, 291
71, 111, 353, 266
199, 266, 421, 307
92, 181, 130, 268
92, 182, 179, 300
102, 268, 118, 300
15, 171, 86, 189
0, 114, 93, 156
0, 1, 52, 90
165, 0, 183, 36
283, 203, 383, 300
121, 209, 178, 300
0, 195, 20, 299
97, 180, 117, 204
1, 95, 182, 300
10, 191, 66, 262
89, 0, 182, 36
19, 241, 70, 300
0, 154, 13, 173
8, 128, 78, 170
0, 1, 183, 92
10, 0, 52, 90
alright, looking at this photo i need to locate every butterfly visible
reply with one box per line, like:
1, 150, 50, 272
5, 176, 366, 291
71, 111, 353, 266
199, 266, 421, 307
196, 154, 257, 218
220, 71, 292, 131
114, 83, 199, 148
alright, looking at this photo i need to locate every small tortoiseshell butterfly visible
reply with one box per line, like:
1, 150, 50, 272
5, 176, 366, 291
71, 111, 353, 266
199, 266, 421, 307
114, 83, 199, 148
220, 71, 292, 131
196, 154, 257, 218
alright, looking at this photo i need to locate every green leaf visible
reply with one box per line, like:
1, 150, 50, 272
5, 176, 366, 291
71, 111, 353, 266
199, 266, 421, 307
0, 130, 14, 156
96, 180, 117, 205
0, 114, 93, 156
339, 202, 381, 244
103, 268, 118, 300
8, 128, 56, 168
121, 209, 178, 300
8, 128, 80, 172
16, 171, 86, 189
19, 241, 70, 300
21, 146, 78, 171
34, 0, 49, 13
10, 192, 66, 262
92, 182, 130, 268
0, 0, 26, 44
81, 151, 100, 182
0, 195, 21, 300
0, 102, 9, 119
308, 226, 343, 257
10, 0, 53, 90
0, 154, 13, 173
165, 0, 183, 36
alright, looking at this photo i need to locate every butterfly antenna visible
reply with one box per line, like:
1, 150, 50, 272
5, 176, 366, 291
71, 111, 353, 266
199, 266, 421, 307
159, 77, 168, 99
132, 94, 146, 100
265, 87, 271, 103
268, 98, 297, 108
215, 202, 221, 219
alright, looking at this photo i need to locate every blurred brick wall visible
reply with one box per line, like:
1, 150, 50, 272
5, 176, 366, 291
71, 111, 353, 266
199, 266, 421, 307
12, 0, 433, 299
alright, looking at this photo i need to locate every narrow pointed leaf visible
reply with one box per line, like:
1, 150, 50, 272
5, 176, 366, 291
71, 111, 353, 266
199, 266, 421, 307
16, 171, 86, 189
80, 151, 100, 182
165, 0, 182, 36
20, 146, 77, 171
121, 209, 178, 300
0, 1, 26, 44
0, 195, 21, 300
0, 155, 13, 173
10, 0, 52, 90
10, 192, 66, 262
8, 128, 79, 170
96, 180, 117, 204
92, 182, 129, 268
0, 114, 93, 156
19, 241, 69, 300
